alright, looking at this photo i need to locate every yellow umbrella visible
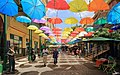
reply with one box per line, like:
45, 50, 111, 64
69, 0, 88, 12
62, 34, 69, 36
34, 29, 43, 34
27, 25, 38, 30
62, 31, 71, 34
64, 17, 78, 24
64, 28, 73, 31
39, 33, 45, 36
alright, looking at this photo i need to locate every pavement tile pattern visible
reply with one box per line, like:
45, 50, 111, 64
3, 52, 108, 75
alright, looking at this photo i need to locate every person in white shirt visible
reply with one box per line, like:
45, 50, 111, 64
42, 48, 48, 66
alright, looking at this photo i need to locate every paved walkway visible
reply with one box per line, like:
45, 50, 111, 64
3, 52, 108, 75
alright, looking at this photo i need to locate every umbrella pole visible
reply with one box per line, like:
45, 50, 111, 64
3, 15, 7, 70
39, 24, 42, 57
39, 36, 42, 57
28, 30, 32, 62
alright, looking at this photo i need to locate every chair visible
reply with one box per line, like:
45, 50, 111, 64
103, 60, 116, 74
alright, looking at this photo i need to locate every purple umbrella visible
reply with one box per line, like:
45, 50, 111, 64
40, 26, 50, 31
32, 18, 47, 23
49, 33, 55, 36
44, 30, 52, 34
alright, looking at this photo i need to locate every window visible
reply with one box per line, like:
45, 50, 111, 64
10, 34, 23, 54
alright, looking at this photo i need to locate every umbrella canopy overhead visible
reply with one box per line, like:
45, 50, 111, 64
75, 27, 84, 32
21, 0, 45, 20
85, 27, 95, 32
94, 17, 107, 25
48, 17, 62, 24
69, 0, 88, 12
0, 0, 18, 16
32, 18, 47, 24
80, 17, 94, 24
40, 26, 50, 31
107, 2, 120, 24
46, 0, 69, 10
88, 0, 109, 12
52, 27, 62, 31
64, 17, 78, 24
16, 16, 31, 23
34, 29, 43, 34
27, 25, 38, 30
64, 28, 73, 31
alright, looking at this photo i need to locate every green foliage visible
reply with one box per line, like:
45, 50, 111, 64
94, 28, 120, 40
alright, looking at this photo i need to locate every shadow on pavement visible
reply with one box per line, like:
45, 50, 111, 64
21, 71, 39, 75
41, 63, 107, 75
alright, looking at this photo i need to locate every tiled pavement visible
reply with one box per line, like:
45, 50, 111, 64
3, 52, 108, 75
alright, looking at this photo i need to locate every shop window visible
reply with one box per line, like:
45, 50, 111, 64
10, 34, 23, 55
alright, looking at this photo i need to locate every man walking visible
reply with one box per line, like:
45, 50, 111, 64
53, 48, 59, 65
42, 48, 48, 66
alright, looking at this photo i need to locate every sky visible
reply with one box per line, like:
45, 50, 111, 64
46, 0, 95, 30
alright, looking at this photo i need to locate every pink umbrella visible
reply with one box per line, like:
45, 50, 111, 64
40, 26, 50, 31
44, 31, 52, 34
32, 18, 47, 23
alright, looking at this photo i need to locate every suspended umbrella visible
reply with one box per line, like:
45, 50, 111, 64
69, 0, 88, 18
71, 31, 79, 34
46, 0, 69, 10
64, 28, 73, 31
62, 31, 71, 34
69, 0, 88, 12
0, 0, 18, 16
80, 17, 94, 24
64, 17, 78, 24
21, 0, 45, 20
34, 30, 43, 34
75, 27, 84, 32
85, 27, 95, 32
16, 16, 31, 23
53, 31, 61, 34
94, 17, 107, 25
107, 2, 120, 24
52, 27, 62, 31
44, 31, 52, 34
40, 26, 50, 31
48, 17, 62, 24
27, 25, 38, 30
32, 18, 47, 24
88, 0, 109, 12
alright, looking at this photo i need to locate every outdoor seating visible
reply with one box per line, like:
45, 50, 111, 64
95, 58, 108, 68
102, 56, 117, 74
103, 60, 116, 73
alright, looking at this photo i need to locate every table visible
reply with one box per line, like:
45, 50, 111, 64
96, 58, 108, 67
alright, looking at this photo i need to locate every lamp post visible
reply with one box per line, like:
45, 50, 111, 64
27, 25, 38, 62
3, 15, 7, 70
34, 29, 43, 57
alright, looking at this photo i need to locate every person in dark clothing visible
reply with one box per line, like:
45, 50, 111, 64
7, 46, 15, 73
31, 49, 36, 62
53, 49, 59, 65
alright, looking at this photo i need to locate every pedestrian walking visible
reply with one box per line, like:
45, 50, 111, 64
7, 46, 15, 73
79, 49, 82, 58
31, 49, 36, 62
53, 48, 59, 65
42, 48, 48, 66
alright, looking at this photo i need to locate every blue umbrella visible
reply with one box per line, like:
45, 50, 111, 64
21, 0, 46, 20
16, 16, 31, 23
107, 2, 120, 24
0, 0, 18, 16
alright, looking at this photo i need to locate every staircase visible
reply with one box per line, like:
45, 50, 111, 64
85, 50, 109, 61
